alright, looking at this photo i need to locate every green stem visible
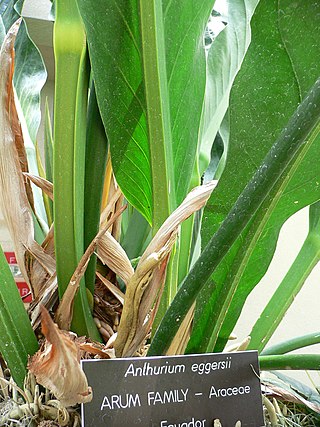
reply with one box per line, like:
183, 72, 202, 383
43, 100, 53, 226
53, 0, 100, 339
249, 233, 320, 352
262, 332, 320, 355
148, 77, 320, 356
259, 354, 320, 371
84, 80, 108, 296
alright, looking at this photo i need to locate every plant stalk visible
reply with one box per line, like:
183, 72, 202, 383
259, 354, 320, 371
262, 332, 320, 356
53, 0, 100, 339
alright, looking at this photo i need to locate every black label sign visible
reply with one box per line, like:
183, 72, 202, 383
81, 351, 264, 427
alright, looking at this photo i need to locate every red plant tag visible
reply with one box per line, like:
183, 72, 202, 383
16, 279, 32, 303
4, 251, 32, 303
4, 251, 17, 264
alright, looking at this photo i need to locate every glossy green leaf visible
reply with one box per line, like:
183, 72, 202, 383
188, 0, 320, 354
77, 0, 215, 224
0, 246, 38, 387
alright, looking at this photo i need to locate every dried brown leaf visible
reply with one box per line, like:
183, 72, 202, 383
141, 181, 217, 263
24, 172, 53, 200
0, 20, 49, 296
28, 307, 92, 407
24, 236, 56, 297
111, 189, 124, 241
41, 224, 55, 259
96, 272, 125, 305
28, 274, 58, 330
100, 187, 122, 226
115, 181, 217, 357
97, 231, 134, 286
80, 342, 115, 359
0, 19, 34, 286
261, 372, 320, 414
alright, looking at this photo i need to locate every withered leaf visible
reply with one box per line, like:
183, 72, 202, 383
28, 307, 92, 407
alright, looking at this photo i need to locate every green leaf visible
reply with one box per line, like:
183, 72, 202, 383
188, 0, 320, 354
121, 208, 151, 260
77, 0, 216, 319
0, 0, 18, 30
0, 246, 38, 387
13, 21, 47, 145
199, 0, 260, 175
148, 76, 320, 356
164, 1, 215, 206
77, 0, 214, 224
248, 202, 320, 352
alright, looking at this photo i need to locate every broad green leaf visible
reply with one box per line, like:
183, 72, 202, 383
199, 0, 259, 174
77, 0, 215, 224
79, 0, 151, 222
188, 0, 320, 354
177, 0, 259, 288
148, 76, 320, 356
164, 1, 215, 206
0, 245, 38, 387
